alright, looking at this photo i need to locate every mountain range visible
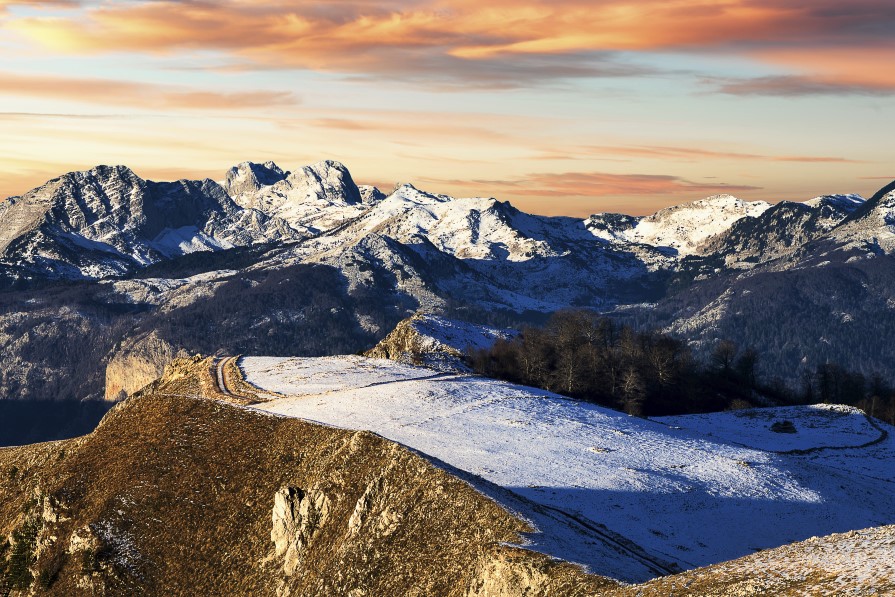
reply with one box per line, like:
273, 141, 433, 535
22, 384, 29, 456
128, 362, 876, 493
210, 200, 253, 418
2, 160, 895, 408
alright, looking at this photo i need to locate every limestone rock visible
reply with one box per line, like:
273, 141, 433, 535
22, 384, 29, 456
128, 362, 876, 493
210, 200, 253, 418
105, 331, 187, 400
272, 486, 331, 576
347, 476, 400, 538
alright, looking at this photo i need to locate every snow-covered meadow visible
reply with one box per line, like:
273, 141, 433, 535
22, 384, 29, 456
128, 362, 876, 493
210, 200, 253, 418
241, 355, 895, 583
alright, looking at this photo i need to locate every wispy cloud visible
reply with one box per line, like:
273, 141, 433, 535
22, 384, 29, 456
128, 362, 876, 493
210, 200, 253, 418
425, 171, 762, 198
0, 71, 300, 109
712, 75, 895, 97
583, 144, 865, 163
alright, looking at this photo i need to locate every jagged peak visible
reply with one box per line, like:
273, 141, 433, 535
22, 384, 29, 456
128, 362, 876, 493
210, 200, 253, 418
224, 161, 288, 195
59, 164, 141, 186
292, 159, 352, 179
358, 185, 386, 204
282, 159, 362, 205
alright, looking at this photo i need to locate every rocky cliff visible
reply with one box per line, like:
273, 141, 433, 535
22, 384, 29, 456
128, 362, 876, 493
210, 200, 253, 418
104, 331, 188, 400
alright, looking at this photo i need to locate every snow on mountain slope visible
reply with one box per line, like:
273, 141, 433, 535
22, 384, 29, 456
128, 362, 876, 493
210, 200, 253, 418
804, 193, 865, 211
627, 524, 895, 596
586, 195, 771, 256
658, 404, 881, 453
268, 182, 672, 313
697, 194, 867, 268
820, 183, 895, 255
392, 313, 512, 354
221, 160, 288, 203
240, 355, 895, 583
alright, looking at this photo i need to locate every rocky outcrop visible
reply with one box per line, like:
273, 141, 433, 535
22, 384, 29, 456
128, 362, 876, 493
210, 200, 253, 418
365, 313, 512, 372
358, 185, 386, 204
223, 161, 288, 203
465, 547, 612, 597
271, 486, 331, 576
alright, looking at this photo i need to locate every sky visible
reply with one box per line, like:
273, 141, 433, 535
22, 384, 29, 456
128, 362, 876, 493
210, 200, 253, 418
0, 0, 893, 216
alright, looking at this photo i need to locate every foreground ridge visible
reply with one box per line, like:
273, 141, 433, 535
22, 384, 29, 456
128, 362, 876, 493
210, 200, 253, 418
1, 356, 892, 595
0, 357, 612, 596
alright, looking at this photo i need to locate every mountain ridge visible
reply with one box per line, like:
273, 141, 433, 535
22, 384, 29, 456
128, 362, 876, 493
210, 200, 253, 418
2, 160, 895, 406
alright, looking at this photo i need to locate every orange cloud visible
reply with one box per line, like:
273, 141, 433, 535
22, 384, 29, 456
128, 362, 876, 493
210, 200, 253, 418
733, 46, 895, 94
9, 0, 892, 89
0, 71, 299, 109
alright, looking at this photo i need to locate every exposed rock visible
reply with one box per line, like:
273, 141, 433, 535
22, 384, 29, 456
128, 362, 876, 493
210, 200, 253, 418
347, 476, 400, 538
42, 494, 69, 525
465, 550, 552, 596
272, 486, 331, 576
223, 161, 288, 202
365, 313, 512, 372
358, 185, 386, 204
466, 547, 614, 596
0, 164, 299, 279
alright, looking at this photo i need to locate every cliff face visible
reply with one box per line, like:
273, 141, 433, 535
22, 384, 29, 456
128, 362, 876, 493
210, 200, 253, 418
104, 332, 188, 400
0, 358, 611, 596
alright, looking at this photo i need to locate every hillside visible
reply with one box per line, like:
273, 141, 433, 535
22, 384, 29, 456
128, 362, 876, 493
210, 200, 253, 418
607, 525, 895, 596
1, 355, 892, 595
0, 357, 611, 596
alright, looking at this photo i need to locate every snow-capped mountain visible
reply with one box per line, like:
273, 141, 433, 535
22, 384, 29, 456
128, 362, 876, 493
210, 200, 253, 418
698, 193, 866, 267
2, 159, 884, 296
278, 181, 671, 312
816, 181, 895, 255
0, 165, 300, 279
225, 159, 367, 234
585, 195, 772, 256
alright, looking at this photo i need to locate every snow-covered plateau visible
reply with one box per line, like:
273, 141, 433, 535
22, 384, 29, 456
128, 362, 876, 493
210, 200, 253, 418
239, 355, 895, 583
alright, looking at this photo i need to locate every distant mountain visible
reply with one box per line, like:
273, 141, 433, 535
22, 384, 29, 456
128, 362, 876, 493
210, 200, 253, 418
224, 159, 365, 233
0, 165, 299, 280
1, 159, 894, 403
699, 194, 865, 268
586, 194, 772, 256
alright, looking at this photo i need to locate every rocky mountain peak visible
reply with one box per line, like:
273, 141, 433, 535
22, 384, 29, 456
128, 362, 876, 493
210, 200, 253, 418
818, 180, 895, 250
223, 161, 288, 200
804, 194, 865, 211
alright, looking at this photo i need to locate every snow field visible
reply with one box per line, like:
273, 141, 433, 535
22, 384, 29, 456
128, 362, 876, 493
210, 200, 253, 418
241, 355, 895, 583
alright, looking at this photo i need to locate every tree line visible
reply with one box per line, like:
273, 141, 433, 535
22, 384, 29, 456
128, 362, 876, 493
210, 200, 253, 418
469, 310, 895, 424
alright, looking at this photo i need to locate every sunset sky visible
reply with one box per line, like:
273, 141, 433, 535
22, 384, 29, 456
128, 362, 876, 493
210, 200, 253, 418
1, 0, 893, 216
